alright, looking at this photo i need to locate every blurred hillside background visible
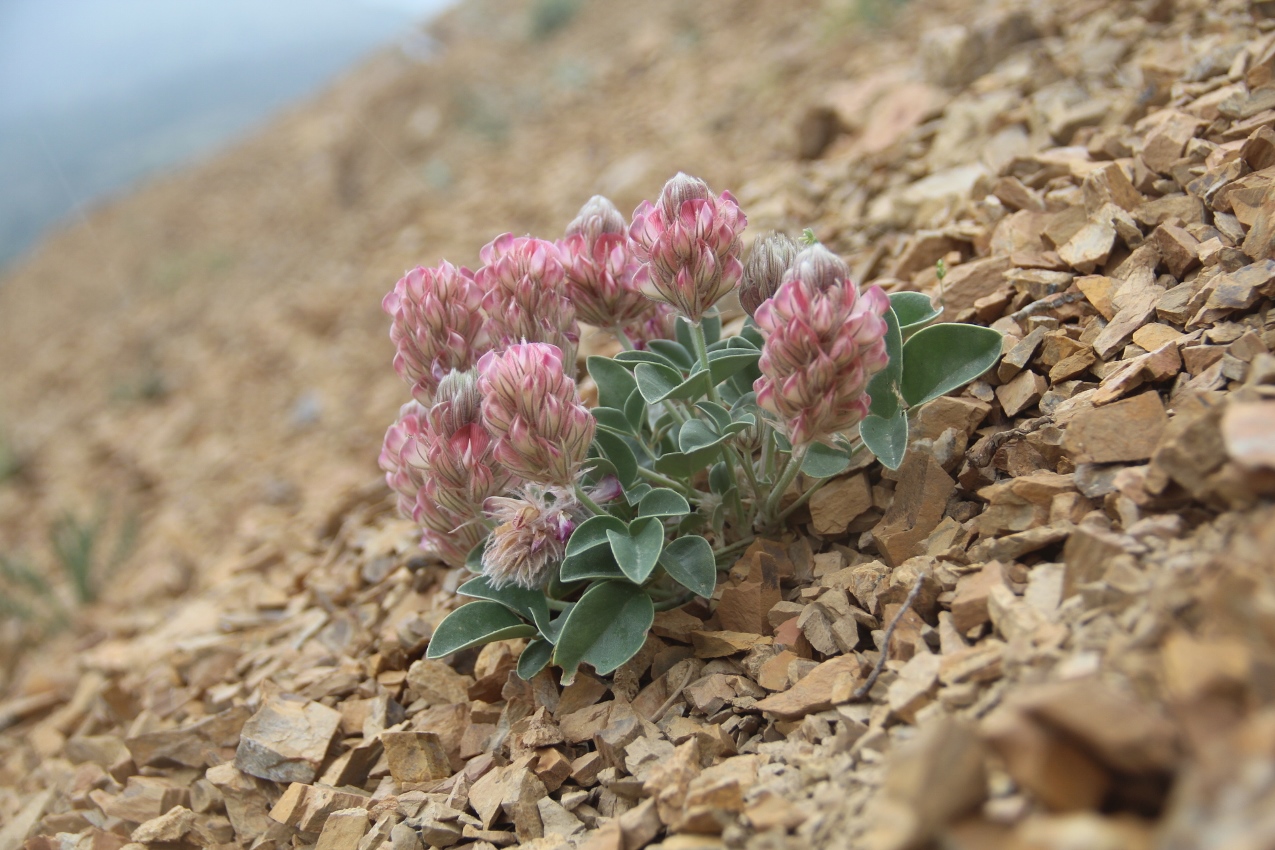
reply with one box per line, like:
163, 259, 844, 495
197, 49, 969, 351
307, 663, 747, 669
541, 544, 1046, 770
0, 0, 453, 269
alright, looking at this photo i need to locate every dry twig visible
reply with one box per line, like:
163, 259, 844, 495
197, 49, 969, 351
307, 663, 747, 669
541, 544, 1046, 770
853, 572, 926, 700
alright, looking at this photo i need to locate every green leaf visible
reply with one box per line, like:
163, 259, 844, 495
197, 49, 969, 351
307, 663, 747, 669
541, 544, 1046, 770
593, 430, 639, 487
860, 408, 909, 470
607, 517, 665, 584
647, 339, 695, 371
624, 389, 647, 432
426, 601, 537, 658
561, 515, 629, 582
708, 461, 732, 495
660, 368, 713, 403
659, 535, 717, 598
587, 356, 638, 410
900, 323, 1003, 408
695, 401, 733, 432
707, 348, 761, 384
614, 349, 680, 371
593, 406, 635, 436
679, 419, 724, 454
637, 488, 691, 518
653, 449, 718, 478
552, 581, 654, 684
635, 362, 685, 404
624, 482, 653, 506
458, 575, 552, 633
867, 305, 904, 420
465, 539, 487, 573
801, 442, 855, 479
516, 639, 553, 680
889, 291, 943, 339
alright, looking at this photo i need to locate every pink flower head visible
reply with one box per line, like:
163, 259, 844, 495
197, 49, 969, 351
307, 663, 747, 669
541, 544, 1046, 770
620, 302, 678, 349
478, 342, 596, 487
475, 233, 579, 365
753, 246, 891, 448
418, 370, 515, 523
629, 173, 747, 324
381, 372, 514, 569
379, 400, 430, 521
383, 262, 489, 405
482, 485, 580, 590
558, 196, 655, 332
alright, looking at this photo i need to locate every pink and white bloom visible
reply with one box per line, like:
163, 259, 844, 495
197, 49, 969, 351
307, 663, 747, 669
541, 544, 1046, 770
379, 371, 514, 568
739, 232, 800, 317
629, 173, 747, 324
478, 342, 595, 487
753, 246, 891, 448
475, 233, 579, 365
559, 196, 657, 333
482, 485, 580, 590
383, 262, 489, 405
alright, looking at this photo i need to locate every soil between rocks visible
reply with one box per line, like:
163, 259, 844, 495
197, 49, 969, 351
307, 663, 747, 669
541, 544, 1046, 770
2, 0, 1275, 848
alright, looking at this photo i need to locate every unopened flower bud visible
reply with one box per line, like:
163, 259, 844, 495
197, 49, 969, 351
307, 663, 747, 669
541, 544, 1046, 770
629, 172, 747, 323
476, 233, 579, 365
383, 262, 488, 405
478, 342, 596, 487
739, 232, 800, 317
558, 197, 654, 332
753, 247, 891, 447
566, 195, 627, 244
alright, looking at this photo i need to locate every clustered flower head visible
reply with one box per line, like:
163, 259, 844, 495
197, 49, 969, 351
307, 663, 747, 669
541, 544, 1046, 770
558, 196, 671, 341
476, 233, 579, 366
478, 342, 595, 487
482, 485, 580, 590
379, 372, 514, 568
753, 245, 891, 448
630, 173, 747, 324
383, 262, 488, 404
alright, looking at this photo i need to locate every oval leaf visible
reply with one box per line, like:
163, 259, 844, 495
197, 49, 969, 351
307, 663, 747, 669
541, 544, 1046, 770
566, 514, 629, 556
592, 406, 635, 436
679, 419, 723, 453
900, 323, 1003, 408
659, 535, 716, 598
587, 356, 638, 410
516, 639, 554, 680
458, 575, 552, 634
801, 442, 855, 479
867, 305, 904, 420
860, 409, 909, 470
607, 517, 665, 584
593, 430, 639, 487
648, 339, 695, 370
638, 488, 691, 518
552, 581, 654, 684
426, 601, 536, 659
889, 291, 942, 338
634, 362, 685, 404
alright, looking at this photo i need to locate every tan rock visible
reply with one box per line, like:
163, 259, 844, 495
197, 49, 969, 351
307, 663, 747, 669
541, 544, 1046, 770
234, 693, 341, 784
996, 369, 1047, 417
270, 783, 369, 834
690, 631, 770, 658
809, 473, 873, 535
315, 809, 370, 850
1222, 401, 1275, 469
381, 731, 452, 785
1063, 391, 1167, 463
950, 562, 1008, 633
874, 453, 956, 566
753, 655, 862, 720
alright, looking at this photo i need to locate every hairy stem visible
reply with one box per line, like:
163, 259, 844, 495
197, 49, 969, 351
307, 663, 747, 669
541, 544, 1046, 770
853, 571, 926, 699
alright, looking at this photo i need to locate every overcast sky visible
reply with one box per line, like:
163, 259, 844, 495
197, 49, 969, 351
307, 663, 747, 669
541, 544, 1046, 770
0, 0, 453, 116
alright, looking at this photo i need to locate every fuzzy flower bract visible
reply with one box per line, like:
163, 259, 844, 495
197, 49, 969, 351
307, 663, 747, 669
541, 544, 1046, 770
629, 173, 747, 324
753, 246, 891, 447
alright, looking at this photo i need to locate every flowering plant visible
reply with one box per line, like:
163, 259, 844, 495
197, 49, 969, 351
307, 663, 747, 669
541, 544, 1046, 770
381, 174, 1002, 683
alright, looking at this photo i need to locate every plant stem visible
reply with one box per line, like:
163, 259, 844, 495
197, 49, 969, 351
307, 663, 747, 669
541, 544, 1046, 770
546, 599, 571, 611
853, 570, 926, 699
635, 465, 685, 490
688, 319, 745, 527
777, 476, 830, 524
653, 593, 694, 611
615, 329, 636, 351
574, 485, 607, 516
712, 535, 755, 561
758, 443, 808, 530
